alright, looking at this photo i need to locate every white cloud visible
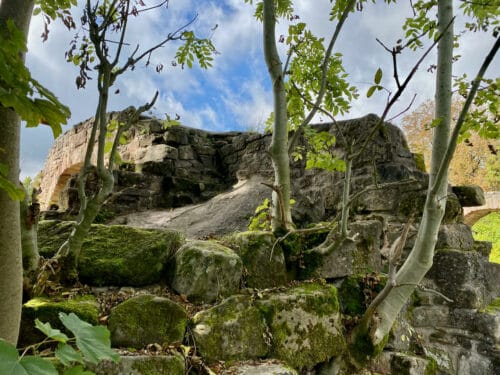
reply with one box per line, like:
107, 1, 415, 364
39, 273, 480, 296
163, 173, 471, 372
20, 0, 500, 179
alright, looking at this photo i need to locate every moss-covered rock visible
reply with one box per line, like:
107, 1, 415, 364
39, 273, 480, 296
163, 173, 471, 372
224, 231, 287, 288
93, 354, 185, 375
256, 282, 345, 370
108, 294, 188, 348
171, 240, 243, 303
38, 220, 185, 286
338, 274, 386, 317
192, 282, 345, 370
301, 221, 383, 279
192, 295, 269, 363
19, 295, 99, 347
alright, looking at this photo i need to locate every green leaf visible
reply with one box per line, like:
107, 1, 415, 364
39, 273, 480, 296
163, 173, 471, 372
19, 356, 58, 375
367, 85, 376, 98
0, 178, 25, 201
59, 313, 119, 365
374, 68, 383, 84
55, 343, 83, 366
0, 340, 58, 375
35, 319, 69, 342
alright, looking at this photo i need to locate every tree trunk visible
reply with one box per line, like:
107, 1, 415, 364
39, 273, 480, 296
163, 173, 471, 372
0, 0, 35, 345
359, 0, 454, 351
263, 0, 293, 232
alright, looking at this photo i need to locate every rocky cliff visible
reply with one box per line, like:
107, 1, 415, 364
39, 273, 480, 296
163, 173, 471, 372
32, 113, 499, 374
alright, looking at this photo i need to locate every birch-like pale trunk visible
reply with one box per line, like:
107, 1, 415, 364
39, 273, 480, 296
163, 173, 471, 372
368, 0, 454, 346
0, 0, 34, 345
263, 0, 293, 232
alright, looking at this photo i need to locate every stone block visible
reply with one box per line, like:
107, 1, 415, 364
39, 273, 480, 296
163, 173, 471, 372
436, 223, 475, 250
452, 185, 486, 207
108, 294, 188, 348
93, 354, 185, 375
224, 231, 287, 289
171, 240, 243, 303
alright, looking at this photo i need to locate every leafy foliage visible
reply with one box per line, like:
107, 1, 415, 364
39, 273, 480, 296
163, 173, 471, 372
0, 313, 118, 375
0, 20, 70, 138
248, 198, 271, 231
473, 212, 500, 264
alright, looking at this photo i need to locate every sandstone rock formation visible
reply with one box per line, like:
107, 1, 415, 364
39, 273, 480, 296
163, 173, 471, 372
27, 113, 499, 374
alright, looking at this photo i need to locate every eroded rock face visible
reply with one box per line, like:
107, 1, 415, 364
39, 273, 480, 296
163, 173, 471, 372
108, 294, 188, 348
171, 240, 243, 303
192, 282, 345, 370
92, 354, 185, 375
223, 231, 288, 288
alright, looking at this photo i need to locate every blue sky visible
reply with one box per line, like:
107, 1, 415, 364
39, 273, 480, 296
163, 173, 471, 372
21, 0, 500, 178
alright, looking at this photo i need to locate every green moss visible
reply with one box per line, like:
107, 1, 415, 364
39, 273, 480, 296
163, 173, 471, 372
481, 297, 500, 313
425, 357, 438, 375
413, 153, 426, 172
338, 274, 387, 317
130, 354, 185, 375
20, 295, 99, 347
108, 295, 188, 348
38, 220, 75, 257
349, 330, 388, 366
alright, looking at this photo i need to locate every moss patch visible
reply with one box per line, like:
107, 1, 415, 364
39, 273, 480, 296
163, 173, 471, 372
481, 297, 500, 314
20, 295, 99, 347
38, 221, 185, 286
473, 212, 500, 264
108, 294, 188, 348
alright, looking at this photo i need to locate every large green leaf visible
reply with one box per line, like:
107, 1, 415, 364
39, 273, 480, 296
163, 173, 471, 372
58, 313, 119, 365
0, 340, 57, 375
55, 344, 83, 367
35, 319, 69, 343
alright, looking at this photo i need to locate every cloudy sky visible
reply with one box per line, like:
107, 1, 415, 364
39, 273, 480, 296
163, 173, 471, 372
21, 0, 499, 178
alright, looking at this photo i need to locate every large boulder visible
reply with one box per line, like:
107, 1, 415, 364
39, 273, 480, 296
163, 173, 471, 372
171, 240, 243, 303
223, 231, 287, 288
38, 220, 185, 286
192, 282, 345, 370
192, 295, 269, 363
108, 294, 188, 348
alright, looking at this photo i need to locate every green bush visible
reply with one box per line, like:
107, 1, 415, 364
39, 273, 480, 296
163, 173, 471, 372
472, 212, 500, 264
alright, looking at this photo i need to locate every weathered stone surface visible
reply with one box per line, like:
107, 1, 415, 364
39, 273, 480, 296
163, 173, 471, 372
302, 220, 383, 279
426, 249, 488, 308
171, 240, 243, 303
224, 231, 287, 288
192, 282, 345, 370
108, 294, 188, 348
192, 295, 269, 363
452, 185, 486, 207
223, 362, 298, 375
93, 354, 185, 375
38, 220, 185, 286
19, 296, 99, 347
255, 283, 345, 370
436, 223, 475, 250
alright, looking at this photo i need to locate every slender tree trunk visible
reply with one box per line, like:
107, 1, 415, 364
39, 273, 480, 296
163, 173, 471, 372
263, 0, 293, 232
0, 0, 34, 345
361, 0, 454, 349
